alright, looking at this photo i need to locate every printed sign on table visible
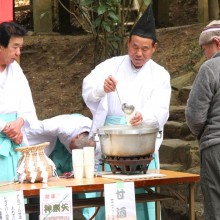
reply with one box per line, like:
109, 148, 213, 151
104, 182, 137, 220
40, 187, 72, 220
0, 190, 26, 220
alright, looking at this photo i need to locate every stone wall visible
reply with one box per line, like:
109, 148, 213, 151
160, 56, 205, 219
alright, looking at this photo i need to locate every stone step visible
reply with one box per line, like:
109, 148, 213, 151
170, 71, 196, 106
164, 121, 183, 139
171, 71, 197, 105
178, 86, 192, 104
164, 120, 196, 140
169, 105, 186, 122
160, 163, 185, 172
159, 139, 199, 169
171, 72, 195, 91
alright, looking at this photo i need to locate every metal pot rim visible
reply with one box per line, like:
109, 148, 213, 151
97, 125, 159, 135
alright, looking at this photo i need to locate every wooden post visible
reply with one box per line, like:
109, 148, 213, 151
58, 0, 70, 34
208, 0, 220, 20
198, 0, 209, 23
153, 0, 169, 27
33, 0, 53, 33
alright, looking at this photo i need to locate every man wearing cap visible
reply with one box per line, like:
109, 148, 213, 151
185, 20, 220, 220
82, 3, 171, 220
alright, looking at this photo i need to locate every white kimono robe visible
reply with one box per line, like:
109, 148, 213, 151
0, 61, 37, 134
82, 55, 171, 153
0, 61, 37, 181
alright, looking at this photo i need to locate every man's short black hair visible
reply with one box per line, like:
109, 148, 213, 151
0, 22, 27, 47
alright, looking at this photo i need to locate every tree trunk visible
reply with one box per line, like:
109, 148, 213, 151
209, 0, 219, 20
198, 0, 209, 22
153, 0, 169, 27
33, 0, 53, 33
58, 0, 70, 34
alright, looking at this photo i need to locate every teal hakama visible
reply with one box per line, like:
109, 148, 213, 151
0, 114, 21, 182
49, 138, 72, 176
94, 115, 160, 220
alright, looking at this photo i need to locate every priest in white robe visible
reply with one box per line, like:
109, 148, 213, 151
82, 4, 171, 220
0, 22, 37, 182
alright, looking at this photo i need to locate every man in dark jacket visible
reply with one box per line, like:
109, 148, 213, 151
185, 20, 220, 220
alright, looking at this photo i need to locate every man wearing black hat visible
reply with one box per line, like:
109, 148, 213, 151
82, 4, 171, 219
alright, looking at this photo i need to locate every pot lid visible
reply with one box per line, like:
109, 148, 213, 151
97, 125, 158, 135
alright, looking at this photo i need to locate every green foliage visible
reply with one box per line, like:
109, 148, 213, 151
78, 0, 121, 64
144, 0, 151, 5
76, 0, 148, 65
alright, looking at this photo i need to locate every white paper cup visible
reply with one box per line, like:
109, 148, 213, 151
73, 165, 84, 179
83, 147, 94, 178
83, 147, 95, 166
72, 149, 84, 166
84, 165, 94, 179
72, 149, 84, 179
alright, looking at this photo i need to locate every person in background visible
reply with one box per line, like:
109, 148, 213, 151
0, 21, 37, 182
185, 20, 220, 220
82, 3, 171, 220
25, 113, 101, 220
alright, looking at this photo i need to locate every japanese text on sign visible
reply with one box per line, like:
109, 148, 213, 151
40, 187, 72, 220
104, 182, 136, 220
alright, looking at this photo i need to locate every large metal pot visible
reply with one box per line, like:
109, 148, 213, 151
97, 125, 158, 157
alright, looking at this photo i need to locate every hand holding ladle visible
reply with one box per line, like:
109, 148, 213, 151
104, 76, 135, 115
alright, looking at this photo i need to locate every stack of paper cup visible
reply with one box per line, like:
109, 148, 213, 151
72, 149, 84, 179
83, 147, 95, 178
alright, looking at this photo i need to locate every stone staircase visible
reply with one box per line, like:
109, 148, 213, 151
159, 67, 205, 219
160, 75, 199, 172
161, 101, 199, 172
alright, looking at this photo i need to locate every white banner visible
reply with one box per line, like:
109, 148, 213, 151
40, 187, 73, 220
0, 190, 26, 220
104, 182, 137, 220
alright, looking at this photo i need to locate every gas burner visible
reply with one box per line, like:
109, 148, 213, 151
102, 155, 153, 175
